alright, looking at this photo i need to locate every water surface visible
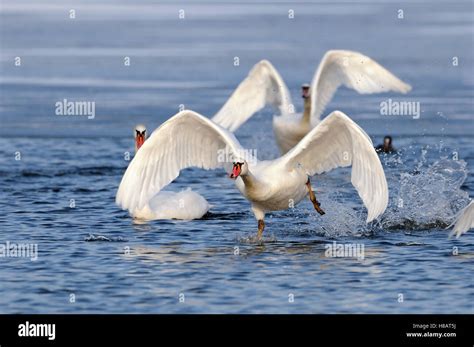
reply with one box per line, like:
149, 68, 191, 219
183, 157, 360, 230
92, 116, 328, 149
0, 0, 473, 313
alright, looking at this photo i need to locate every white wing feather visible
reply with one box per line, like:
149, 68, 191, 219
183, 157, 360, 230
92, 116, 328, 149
310, 50, 412, 123
280, 110, 388, 222
116, 110, 246, 214
449, 200, 474, 238
212, 60, 292, 132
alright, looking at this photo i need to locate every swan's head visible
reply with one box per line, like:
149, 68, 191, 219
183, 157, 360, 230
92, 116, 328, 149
301, 83, 310, 99
229, 161, 248, 179
134, 124, 147, 152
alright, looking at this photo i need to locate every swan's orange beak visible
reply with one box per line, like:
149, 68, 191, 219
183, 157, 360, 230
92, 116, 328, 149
229, 163, 241, 179
136, 134, 145, 150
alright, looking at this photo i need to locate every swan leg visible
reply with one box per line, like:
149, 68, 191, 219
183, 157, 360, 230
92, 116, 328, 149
306, 178, 325, 215
257, 220, 265, 239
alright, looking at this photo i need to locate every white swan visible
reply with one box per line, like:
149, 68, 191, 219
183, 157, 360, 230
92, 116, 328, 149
212, 50, 411, 154
449, 200, 474, 238
117, 110, 388, 237
124, 124, 210, 220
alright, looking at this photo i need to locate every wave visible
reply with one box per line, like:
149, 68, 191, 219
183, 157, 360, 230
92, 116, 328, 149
381, 156, 469, 230
300, 152, 470, 237
3, 166, 125, 178
84, 233, 127, 242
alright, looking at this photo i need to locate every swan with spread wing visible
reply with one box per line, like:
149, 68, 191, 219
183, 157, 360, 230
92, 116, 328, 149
117, 110, 388, 238
212, 50, 411, 154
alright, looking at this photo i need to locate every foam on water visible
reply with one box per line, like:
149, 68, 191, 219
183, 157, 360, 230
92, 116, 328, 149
382, 156, 470, 230
84, 233, 128, 242
295, 151, 471, 238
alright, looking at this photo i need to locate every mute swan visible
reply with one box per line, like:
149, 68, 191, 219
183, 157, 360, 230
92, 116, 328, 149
449, 200, 474, 238
212, 50, 411, 154
127, 124, 210, 220
117, 110, 388, 238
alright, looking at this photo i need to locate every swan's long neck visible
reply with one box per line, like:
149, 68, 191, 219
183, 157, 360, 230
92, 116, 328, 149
302, 96, 311, 124
240, 169, 259, 191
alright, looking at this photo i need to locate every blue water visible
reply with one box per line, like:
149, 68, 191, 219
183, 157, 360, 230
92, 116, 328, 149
0, 0, 473, 313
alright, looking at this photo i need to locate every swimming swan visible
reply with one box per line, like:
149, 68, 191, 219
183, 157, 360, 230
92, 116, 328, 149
122, 124, 210, 220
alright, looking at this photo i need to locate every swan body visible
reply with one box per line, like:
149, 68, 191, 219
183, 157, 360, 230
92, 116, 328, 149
234, 160, 309, 219
212, 50, 411, 154
117, 110, 388, 237
133, 189, 210, 220
449, 200, 474, 238
273, 114, 312, 154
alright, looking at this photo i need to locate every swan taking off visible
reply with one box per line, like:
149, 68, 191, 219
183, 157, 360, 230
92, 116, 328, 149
123, 124, 210, 220
449, 200, 474, 238
212, 50, 411, 154
117, 110, 388, 238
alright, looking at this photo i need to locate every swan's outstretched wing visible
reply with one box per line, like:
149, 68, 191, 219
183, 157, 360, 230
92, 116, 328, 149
116, 110, 248, 214
310, 50, 411, 123
212, 60, 293, 132
279, 110, 388, 222
449, 201, 474, 238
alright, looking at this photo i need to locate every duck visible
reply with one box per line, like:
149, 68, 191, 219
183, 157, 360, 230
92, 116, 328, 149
124, 124, 210, 220
116, 110, 388, 238
212, 50, 411, 154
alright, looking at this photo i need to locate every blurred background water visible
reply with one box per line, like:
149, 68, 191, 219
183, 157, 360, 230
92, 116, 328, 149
0, 0, 473, 313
